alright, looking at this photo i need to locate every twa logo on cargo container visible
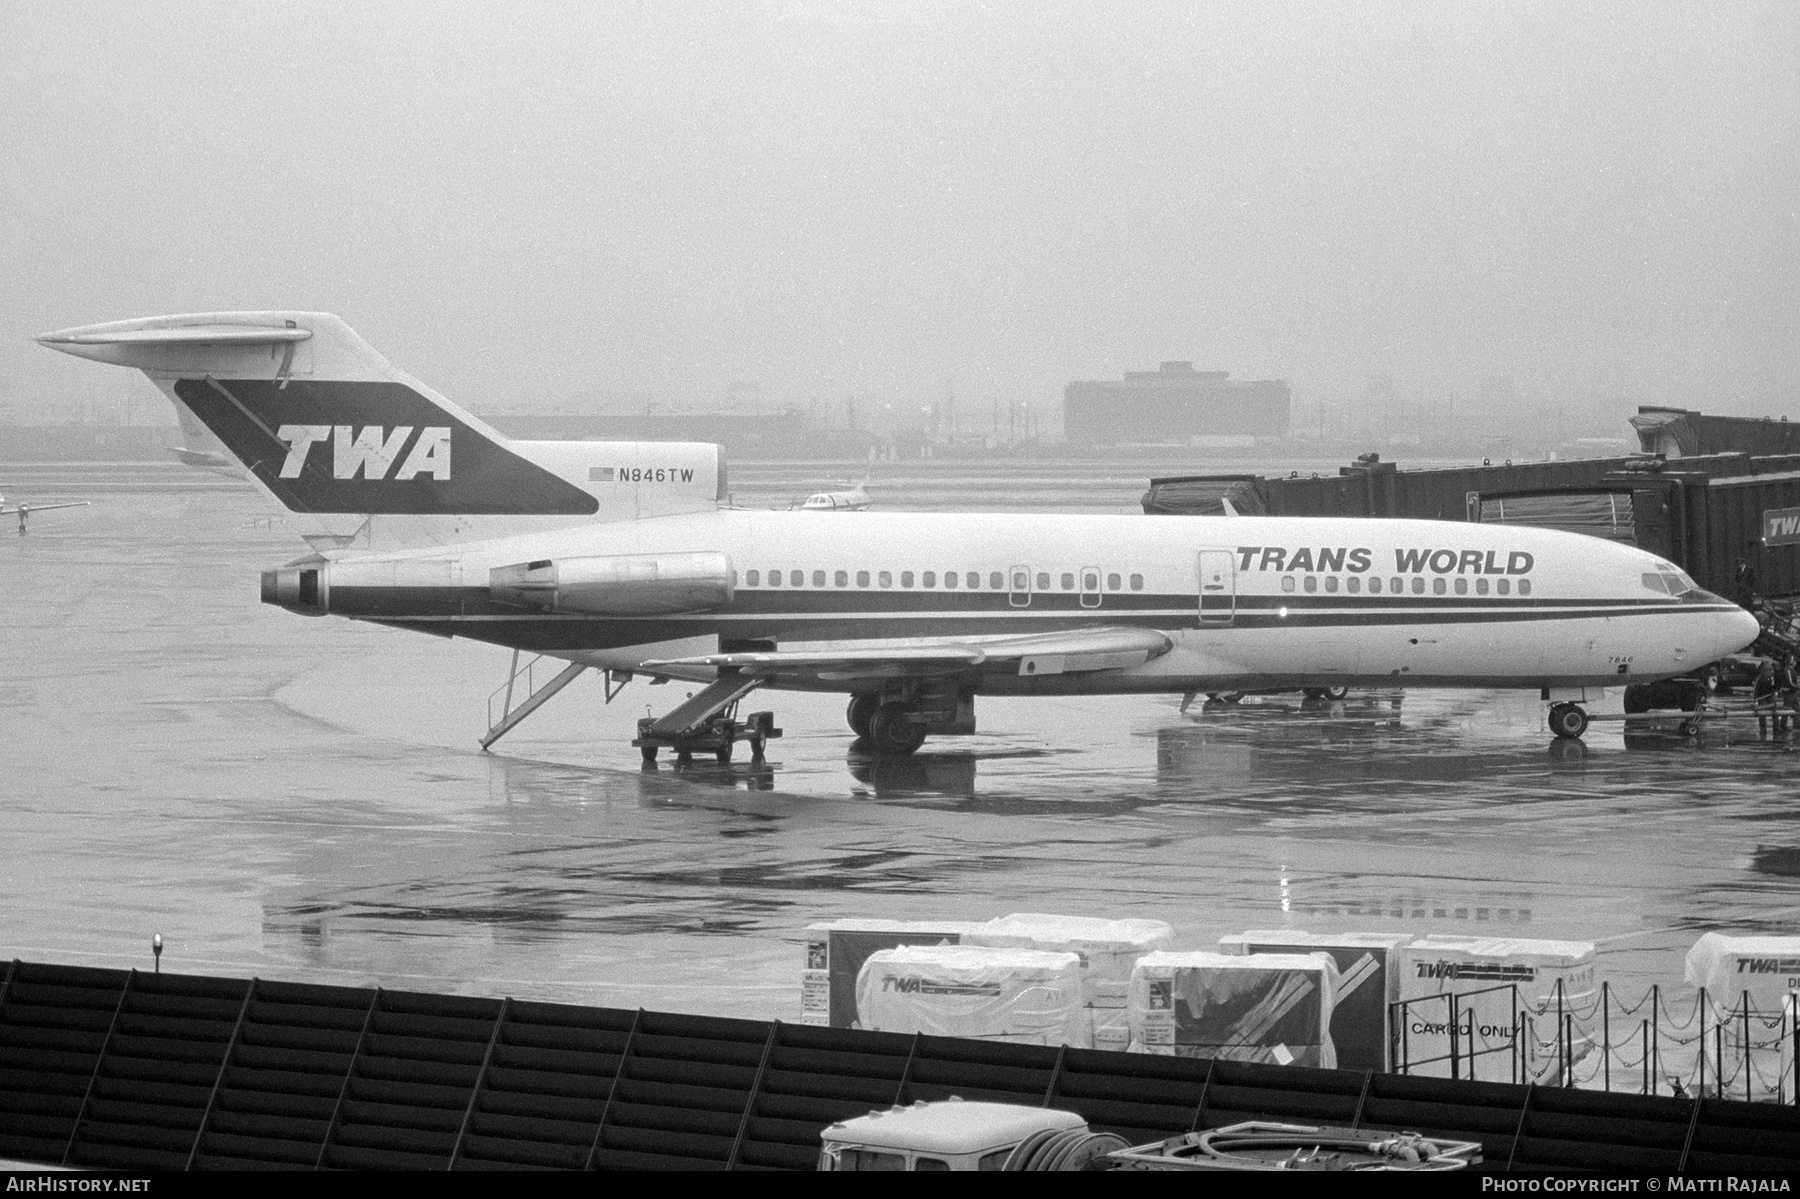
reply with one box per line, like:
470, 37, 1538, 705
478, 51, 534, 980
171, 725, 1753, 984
1764, 507, 1800, 548
880, 977, 1002, 997
276, 425, 451, 481
1414, 961, 1538, 982
1737, 958, 1800, 974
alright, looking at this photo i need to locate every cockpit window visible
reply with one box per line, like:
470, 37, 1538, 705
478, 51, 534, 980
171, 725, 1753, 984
1646, 567, 1696, 595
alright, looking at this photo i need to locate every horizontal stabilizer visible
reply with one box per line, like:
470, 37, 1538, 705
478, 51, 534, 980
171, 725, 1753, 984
1, 501, 89, 515
40, 324, 311, 346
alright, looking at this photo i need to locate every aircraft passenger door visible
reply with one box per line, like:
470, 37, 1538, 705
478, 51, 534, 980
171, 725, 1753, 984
1009, 564, 1031, 608
1197, 549, 1235, 626
1080, 566, 1102, 608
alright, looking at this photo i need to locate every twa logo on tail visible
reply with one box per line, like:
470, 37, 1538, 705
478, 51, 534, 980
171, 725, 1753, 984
165, 378, 597, 515
277, 425, 452, 480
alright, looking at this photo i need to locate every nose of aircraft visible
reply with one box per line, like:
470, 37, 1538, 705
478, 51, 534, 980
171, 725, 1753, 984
1719, 602, 1762, 658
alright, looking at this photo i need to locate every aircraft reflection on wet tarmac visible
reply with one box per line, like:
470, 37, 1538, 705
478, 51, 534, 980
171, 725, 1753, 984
235, 681, 1800, 1015
611, 689, 1800, 804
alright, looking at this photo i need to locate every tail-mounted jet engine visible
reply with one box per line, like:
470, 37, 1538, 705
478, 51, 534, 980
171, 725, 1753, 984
261, 557, 330, 616
490, 552, 733, 616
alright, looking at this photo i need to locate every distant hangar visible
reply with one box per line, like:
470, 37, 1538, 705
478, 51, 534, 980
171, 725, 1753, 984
1064, 361, 1290, 447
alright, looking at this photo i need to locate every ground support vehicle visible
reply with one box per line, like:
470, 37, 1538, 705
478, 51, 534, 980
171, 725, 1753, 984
634, 709, 778, 764
817, 1101, 1122, 1171
1106, 1122, 1480, 1171
632, 679, 781, 763
816, 1102, 1477, 1172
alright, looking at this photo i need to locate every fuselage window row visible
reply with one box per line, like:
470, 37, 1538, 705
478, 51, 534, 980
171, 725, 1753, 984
738, 568, 1144, 586
740, 569, 1149, 592
736, 569, 1531, 598
1277, 574, 1532, 597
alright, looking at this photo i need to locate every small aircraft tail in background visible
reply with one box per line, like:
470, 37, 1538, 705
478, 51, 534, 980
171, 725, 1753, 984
794, 449, 876, 511
0, 495, 89, 535
37, 313, 725, 548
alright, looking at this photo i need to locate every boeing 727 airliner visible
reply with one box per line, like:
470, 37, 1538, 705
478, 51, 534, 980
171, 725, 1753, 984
38, 312, 1759, 752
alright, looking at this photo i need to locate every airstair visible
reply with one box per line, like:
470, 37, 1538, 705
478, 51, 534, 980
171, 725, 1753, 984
632, 673, 779, 764
481, 652, 780, 762
482, 652, 593, 750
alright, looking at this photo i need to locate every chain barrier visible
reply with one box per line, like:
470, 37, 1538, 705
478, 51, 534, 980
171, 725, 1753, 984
1391, 983, 1796, 1103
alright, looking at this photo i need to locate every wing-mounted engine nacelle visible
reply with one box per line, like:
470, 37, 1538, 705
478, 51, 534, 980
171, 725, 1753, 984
490, 552, 734, 616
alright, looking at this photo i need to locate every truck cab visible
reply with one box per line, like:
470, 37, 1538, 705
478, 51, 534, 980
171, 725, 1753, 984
817, 1099, 1087, 1171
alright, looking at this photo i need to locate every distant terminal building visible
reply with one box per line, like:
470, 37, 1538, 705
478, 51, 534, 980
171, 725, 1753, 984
1063, 362, 1290, 447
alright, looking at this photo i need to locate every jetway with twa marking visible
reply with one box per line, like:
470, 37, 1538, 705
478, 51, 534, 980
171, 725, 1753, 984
1145, 446, 1800, 604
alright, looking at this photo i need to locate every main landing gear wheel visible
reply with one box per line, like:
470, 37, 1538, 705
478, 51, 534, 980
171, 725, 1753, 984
1304, 685, 1350, 701
715, 742, 733, 765
867, 701, 927, 756
1548, 703, 1589, 740
640, 745, 658, 763
846, 694, 880, 739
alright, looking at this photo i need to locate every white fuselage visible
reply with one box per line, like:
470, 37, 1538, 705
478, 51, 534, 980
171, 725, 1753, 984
295, 509, 1760, 696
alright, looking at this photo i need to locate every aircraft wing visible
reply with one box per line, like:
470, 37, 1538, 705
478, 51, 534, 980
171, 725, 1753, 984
642, 626, 1172, 680
1, 502, 89, 514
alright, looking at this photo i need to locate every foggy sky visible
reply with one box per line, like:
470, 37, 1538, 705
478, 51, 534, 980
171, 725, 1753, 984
2, 1, 1795, 427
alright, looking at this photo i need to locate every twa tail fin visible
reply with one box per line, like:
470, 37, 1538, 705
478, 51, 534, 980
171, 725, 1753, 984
37, 313, 599, 518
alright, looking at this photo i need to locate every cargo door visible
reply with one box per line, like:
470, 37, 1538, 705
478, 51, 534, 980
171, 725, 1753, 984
1197, 549, 1235, 626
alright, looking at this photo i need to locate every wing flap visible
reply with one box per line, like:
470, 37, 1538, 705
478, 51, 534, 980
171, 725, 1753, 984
641, 626, 1172, 678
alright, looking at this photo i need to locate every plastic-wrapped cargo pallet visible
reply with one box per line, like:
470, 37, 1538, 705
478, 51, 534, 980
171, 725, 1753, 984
1220, 931, 1411, 1072
800, 919, 979, 1028
855, 945, 1087, 1046
966, 913, 1174, 1051
1128, 951, 1341, 1067
1398, 936, 1597, 1084
1684, 933, 1800, 1103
